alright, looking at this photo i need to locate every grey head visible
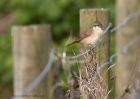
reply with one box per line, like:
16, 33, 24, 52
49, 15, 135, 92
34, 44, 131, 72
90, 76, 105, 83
93, 21, 103, 29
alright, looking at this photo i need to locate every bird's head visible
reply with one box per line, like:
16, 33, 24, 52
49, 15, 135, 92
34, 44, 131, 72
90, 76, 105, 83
92, 21, 103, 33
93, 20, 103, 28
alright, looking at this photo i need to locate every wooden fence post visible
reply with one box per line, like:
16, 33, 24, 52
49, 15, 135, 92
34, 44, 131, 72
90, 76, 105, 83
12, 25, 52, 99
116, 0, 140, 99
79, 9, 110, 99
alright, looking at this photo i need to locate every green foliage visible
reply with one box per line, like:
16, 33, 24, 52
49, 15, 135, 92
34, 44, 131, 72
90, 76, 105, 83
0, 33, 13, 85
6, 0, 115, 43
0, 0, 116, 89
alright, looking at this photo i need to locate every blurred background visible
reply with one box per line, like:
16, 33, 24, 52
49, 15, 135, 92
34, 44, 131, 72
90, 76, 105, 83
0, 0, 115, 99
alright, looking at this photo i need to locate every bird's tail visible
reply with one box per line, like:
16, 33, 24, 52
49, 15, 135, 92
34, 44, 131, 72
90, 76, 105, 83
65, 40, 80, 47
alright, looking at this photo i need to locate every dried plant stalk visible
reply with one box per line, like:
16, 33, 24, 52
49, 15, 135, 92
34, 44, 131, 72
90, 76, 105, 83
80, 49, 108, 99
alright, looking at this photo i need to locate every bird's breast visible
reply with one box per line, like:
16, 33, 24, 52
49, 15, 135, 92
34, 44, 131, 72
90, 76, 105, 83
81, 31, 101, 47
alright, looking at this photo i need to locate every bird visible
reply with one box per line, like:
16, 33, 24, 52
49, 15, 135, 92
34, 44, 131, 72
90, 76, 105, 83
66, 20, 103, 47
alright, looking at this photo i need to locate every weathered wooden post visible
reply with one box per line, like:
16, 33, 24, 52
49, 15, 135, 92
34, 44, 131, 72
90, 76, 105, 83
12, 25, 52, 99
116, 0, 140, 99
79, 9, 110, 99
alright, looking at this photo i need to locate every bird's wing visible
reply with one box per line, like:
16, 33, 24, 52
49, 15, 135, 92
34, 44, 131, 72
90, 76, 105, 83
65, 40, 80, 47
65, 28, 93, 47
79, 28, 92, 40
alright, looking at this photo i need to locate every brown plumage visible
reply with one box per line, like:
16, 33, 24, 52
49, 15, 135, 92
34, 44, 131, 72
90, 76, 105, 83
66, 21, 103, 47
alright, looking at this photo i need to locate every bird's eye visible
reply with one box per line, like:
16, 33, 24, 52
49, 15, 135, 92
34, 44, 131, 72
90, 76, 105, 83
95, 25, 99, 27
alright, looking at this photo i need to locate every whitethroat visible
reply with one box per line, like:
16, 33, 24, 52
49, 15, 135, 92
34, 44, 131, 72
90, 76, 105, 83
66, 21, 103, 47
